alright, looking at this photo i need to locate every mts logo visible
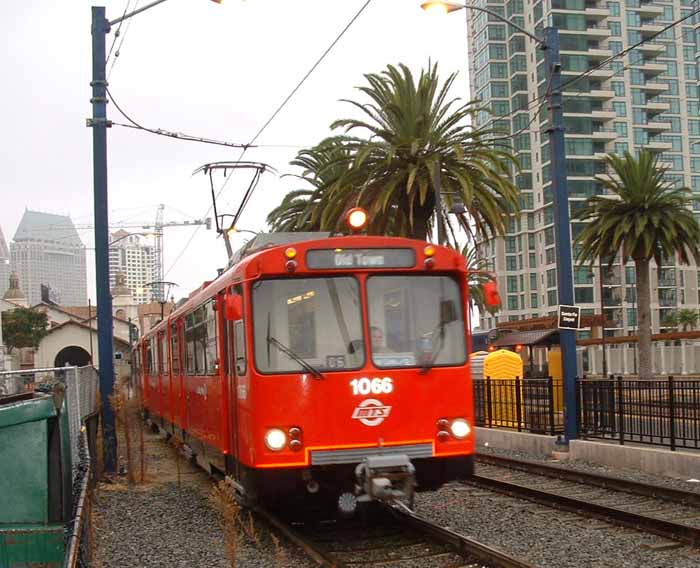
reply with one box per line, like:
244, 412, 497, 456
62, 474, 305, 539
351, 399, 392, 426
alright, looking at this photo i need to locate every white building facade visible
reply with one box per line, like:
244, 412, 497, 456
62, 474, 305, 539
109, 230, 157, 304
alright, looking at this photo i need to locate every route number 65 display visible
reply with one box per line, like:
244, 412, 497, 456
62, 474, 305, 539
350, 377, 394, 396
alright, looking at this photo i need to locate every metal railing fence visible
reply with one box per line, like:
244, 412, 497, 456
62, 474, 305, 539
577, 376, 700, 451
474, 377, 565, 435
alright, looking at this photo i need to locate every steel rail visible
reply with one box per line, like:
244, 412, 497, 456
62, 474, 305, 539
469, 473, 700, 546
476, 453, 700, 507
388, 504, 537, 568
255, 502, 535, 568
253, 506, 346, 567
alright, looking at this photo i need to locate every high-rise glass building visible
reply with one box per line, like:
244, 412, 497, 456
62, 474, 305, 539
11, 210, 87, 306
0, 227, 10, 299
467, 0, 700, 349
108, 230, 157, 304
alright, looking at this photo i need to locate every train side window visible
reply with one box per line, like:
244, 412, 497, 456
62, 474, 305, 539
150, 337, 159, 374
171, 322, 180, 374
185, 312, 196, 375
205, 301, 218, 374
160, 333, 169, 375
184, 301, 218, 375
234, 320, 246, 375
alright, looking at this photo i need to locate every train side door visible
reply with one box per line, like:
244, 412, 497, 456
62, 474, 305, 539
225, 285, 245, 482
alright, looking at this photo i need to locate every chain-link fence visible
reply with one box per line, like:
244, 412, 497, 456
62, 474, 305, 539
0, 366, 99, 472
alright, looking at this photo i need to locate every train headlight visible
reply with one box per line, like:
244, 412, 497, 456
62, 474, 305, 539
264, 428, 287, 451
450, 418, 471, 439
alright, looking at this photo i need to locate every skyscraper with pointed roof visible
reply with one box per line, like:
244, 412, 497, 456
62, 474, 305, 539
0, 226, 10, 299
11, 210, 87, 306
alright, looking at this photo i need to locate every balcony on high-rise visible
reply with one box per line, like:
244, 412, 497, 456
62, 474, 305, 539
638, 80, 667, 93
639, 18, 664, 37
643, 98, 670, 115
637, 41, 665, 56
636, 1, 664, 18
644, 138, 673, 152
591, 125, 618, 140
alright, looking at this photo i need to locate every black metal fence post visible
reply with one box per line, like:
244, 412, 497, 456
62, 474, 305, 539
486, 377, 493, 428
548, 375, 556, 436
668, 375, 676, 452
515, 376, 523, 432
617, 375, 625, 445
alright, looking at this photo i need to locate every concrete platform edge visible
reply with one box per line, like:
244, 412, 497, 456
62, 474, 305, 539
475, 427, 700, 480
475, 427, 559, 455
569, 439, 700, 480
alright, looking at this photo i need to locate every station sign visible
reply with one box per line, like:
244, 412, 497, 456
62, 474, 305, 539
558, 305, 581, 330
306, 248, 416, 270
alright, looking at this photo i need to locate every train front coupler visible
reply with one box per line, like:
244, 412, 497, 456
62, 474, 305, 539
338, 454, 416, 515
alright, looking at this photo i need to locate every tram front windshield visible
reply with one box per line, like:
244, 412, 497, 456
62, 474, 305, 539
367, 275, 466, 369
253, 277, 364, 373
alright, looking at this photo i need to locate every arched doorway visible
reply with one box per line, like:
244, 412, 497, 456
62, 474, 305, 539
54, 346, 91, 368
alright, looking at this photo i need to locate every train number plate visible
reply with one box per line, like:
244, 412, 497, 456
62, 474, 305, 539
350, 377, 394, 396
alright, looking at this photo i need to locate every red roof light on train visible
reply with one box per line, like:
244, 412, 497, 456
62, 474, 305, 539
346, 207, 369, 232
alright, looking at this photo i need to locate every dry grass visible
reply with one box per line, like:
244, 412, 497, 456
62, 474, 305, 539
210, 480, 242, 567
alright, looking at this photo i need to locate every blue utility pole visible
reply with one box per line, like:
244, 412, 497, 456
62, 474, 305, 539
543, 27, 578, 442
90, 6, 117, 474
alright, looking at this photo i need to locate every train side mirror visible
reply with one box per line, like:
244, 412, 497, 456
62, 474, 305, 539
225, 294, 243, 321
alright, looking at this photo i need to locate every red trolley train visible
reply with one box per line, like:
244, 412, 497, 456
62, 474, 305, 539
136, 229, 476, 511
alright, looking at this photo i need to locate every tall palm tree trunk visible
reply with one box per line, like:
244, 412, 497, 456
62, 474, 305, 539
635, 257, 653, 379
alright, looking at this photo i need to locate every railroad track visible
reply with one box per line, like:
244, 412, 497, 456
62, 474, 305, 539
255, 501, 535, 568
471, 454, 700, 546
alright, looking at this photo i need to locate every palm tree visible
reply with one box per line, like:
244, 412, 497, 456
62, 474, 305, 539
678, 309, 699, 332
463, 246, 500, 316
318, 62, 519, 244
575, 151, 700, 379
267, 138, 352, 232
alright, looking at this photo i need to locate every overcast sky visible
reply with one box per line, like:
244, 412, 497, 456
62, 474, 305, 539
2, 0, 470, 303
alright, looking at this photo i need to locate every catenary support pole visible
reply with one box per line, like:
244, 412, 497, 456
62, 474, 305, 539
543, 26, 578, 442
91, 6, 117, 474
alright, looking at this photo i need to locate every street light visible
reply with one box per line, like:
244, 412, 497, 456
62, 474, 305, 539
144, 281, 178, 321
90, 0, 219, 474
422, 1, 578, 442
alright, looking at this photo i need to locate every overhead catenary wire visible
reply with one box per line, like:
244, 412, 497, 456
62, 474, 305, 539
107, 0, 141, 79
108, 88, 251, 149
164, 0, 374, 278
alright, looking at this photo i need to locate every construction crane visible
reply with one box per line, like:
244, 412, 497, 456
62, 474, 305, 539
75, 204, 211, 301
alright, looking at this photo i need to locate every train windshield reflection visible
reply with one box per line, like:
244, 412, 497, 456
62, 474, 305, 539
252, 277, 364, 373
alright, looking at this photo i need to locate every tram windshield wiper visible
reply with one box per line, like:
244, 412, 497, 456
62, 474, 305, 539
266, 334, 325, 380
420, 321, 446, 375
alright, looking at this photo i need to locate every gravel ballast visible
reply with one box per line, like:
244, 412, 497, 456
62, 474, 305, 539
92, 428, 316, 568
94, 425, 700, 567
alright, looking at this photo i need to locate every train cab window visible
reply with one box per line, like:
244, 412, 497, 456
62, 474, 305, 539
252, 277, 364, 373
367, 275, 467, 369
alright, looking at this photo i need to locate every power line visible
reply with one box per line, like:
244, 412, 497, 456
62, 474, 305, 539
107, 88, 251, 149
164, 0, 374, 277
107, 0, 141, 80
106, 0, 132, 67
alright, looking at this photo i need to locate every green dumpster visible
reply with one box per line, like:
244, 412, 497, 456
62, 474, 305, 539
0, 392, 72, 568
